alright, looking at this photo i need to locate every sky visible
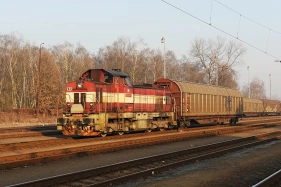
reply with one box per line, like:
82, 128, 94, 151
1, 0, 281, 99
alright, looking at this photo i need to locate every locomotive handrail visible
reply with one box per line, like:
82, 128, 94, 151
85, 94, 95, 102
66, 94, 73, 102
95, 98, 100, 114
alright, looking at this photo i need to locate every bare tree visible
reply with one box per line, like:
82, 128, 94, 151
189, 36, 246, 88
96, 37, 151, 85
39, 50, 65, 115
0, 35, 9, 109
5, 33, 23, 109
179, 56, 205, 83
241, 77, 266, 99
165, 51, 181, 80
95, 37, 131, 71
148, 49, 162, 82
127, 38, 145, 84
52, 42, 76, 83
74, 43, 95, 71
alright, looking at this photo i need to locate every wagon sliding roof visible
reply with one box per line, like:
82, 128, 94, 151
243, 98, 263, 103
172, 80, 243, 97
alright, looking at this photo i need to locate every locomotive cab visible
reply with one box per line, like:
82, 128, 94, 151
57, 69, 137, 136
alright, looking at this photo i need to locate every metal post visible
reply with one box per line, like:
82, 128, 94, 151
37, 43, 44, 117
161, 37, 166, 78
215, 56, 218, 86
269, 74, 271, 100
247, 66, 250, 98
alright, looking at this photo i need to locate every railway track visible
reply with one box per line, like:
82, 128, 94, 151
0, 121, 281, 170
0, 130, 61, 139
0, 124, 56, 133
9, 131, 281, 187
0, 122, 265, 152
0, 125, 60, 138
0, 116, 280, 139
253, 169, 281, 187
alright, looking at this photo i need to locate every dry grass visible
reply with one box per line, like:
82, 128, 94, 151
0, 112, 57, 128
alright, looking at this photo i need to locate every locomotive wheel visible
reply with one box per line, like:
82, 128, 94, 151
184, 123, 190, 128
118, 131, 124, 136
100, 133, 107, 137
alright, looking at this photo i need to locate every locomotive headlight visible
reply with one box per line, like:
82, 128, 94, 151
90, 102, 94, 106
77, 81, 83, 88
66, 102, 71, 113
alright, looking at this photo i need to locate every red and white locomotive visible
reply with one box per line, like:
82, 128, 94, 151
57, 69, 175, 136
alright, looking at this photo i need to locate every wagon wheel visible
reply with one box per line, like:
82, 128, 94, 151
168, 123, 174, 129
146, 129, 152, 133
159, 127, 165, 132
118, 131, 124, 136
100, 133, 107, 137
184, 122, 190, 128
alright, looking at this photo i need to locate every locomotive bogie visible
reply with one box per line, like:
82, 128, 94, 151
58, 110, 176, 136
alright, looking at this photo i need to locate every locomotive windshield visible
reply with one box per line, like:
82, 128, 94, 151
104, 73, 113, 83
121, 77, 132, 87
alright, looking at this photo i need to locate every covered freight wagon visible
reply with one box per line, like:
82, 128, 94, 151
243, 98, 264, 116
261, 99, 281, 115
154, 79, 243, 126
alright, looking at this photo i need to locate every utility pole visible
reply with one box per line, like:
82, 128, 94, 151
161, 37, 166, 78
215, 56, 218, 86
247, 66, 250, 98
269, 74, 271, 100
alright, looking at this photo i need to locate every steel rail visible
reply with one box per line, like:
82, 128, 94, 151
252, 169, 281, 187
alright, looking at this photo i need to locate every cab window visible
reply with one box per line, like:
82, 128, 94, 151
123, 77, 132, 87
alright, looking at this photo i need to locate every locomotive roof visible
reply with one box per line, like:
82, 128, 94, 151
103, 69, 129, 77
171, 80, 243, 97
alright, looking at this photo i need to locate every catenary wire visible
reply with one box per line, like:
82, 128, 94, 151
160, 0, 280, 61
215, 0, 281, 35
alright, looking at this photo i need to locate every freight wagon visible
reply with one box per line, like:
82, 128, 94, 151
154, 79, 243, 126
